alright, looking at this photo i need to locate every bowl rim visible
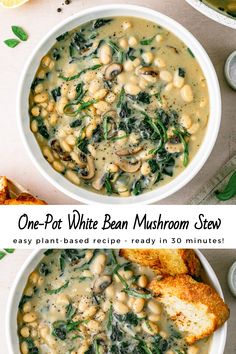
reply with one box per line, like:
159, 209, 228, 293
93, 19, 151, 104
6, 248, 228, 354
17, 4, 221, 205
186, 0, 236, 29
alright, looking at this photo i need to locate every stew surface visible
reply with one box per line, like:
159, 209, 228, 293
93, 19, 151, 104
204, 0, 236, 16
29, 17, 209, 197
17, 249, 211, 354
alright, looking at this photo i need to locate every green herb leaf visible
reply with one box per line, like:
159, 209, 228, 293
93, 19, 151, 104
59, 64, 102, 82
4, 38, 20, 48
104, 173, 113, 195
140, 36, 155, 45
12, 26, 28, 41
215, 171, 236, 201
4, 248, 15, 253
46, 280, 69, 294
187, 47, 195, 58
0, 251, 6, 260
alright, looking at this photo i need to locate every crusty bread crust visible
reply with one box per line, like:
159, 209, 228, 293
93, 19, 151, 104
0, 176, 9, 204
3, 193, 46, 205
119, 249, 201, 277
149, 275, 230, 344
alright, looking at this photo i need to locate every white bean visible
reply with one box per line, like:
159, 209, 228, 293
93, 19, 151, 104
23, 312, 37, 323
119, 38, 128, 49
180, 113, 192, 129
160, 70, 172, 83
142, 52, 154, 64
90, 253, 107, 275
124, 83, 141, 95
173, 69, 185, 88
180, 84, 193, 103
113, 301, 129, 315
147, 300, 162, 315
65, 170, 81, 185
99, 44, 112, 64
132, 298, 145, 313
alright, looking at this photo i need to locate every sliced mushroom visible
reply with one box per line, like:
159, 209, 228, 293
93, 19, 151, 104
50, 139, 72, 161
92, 173, 106, 191
105, 63, 123, 80
116, 145, 143, 157
116, 159, 141, 173
138, 66, 159, 77
80, 155, 95, 180
93, 275, 112, 294
70, 149, 87, 168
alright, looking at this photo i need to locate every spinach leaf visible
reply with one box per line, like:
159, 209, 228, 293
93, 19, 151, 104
46, 280, 69, 294
215, 171, 236, 201
52, 48, 61, 61
51, 87, 61, 102
136, 92, 151, 104
70, 119, 82, 128
19, 295, 32, 310
12, 26, 28, 41
31, 78, 43, 91
148, 159, 159, 173
93, 18, 112, 29
25, 338, 39, 354
39, 262, 50, 276
44, 249, 53, 256
36, 118, 50, 140
0, 251, 6, 260
132, 179, 143, 196
56, 31, 69, 41
178, 68, 186, 78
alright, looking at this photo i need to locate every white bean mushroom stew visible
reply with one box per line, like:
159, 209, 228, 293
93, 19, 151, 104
203, 0, 236, 17
17, 249, 210, 354
29, 17, 209, 197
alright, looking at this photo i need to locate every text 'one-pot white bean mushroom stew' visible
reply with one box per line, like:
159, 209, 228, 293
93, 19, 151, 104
29, 17, 209, 197
17, 249, 223, 354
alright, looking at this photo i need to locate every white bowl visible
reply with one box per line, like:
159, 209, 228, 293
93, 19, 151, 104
186, 0, 236, 29
6, 249, 227, 354
18, 4, 221, 205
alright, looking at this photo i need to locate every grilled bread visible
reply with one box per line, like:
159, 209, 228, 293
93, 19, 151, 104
0, 176, 46, 205
120, 249, 201, 277
4, 193, 46, 205
0, 176, 9, 204
149, 274, 229, 344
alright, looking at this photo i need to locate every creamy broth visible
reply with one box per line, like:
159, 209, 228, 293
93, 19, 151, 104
204, 0, 236, 16
29, 17, 209, 197
17, 249, 211, 354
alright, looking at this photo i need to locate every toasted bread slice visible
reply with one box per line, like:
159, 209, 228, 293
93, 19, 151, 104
149, 275, 229, 344
4, 193, 46, 205
119, 249, 201, 277
0, 176, 9, 204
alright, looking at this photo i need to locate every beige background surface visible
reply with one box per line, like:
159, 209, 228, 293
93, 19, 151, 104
0, 249, 235, 352
0, 0, 235, 204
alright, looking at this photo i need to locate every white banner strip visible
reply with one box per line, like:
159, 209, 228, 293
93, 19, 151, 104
0, 205, 234, 249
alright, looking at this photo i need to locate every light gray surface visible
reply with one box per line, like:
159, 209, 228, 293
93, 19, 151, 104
0, 0, 235, 204
0, 249, 235, 353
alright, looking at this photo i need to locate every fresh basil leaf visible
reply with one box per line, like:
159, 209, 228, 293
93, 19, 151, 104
0, 251, 6, 260
4, 39, 20, 48
4, 248, 15, 253
215, 171, 236, 201
12, 26, 28, 41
